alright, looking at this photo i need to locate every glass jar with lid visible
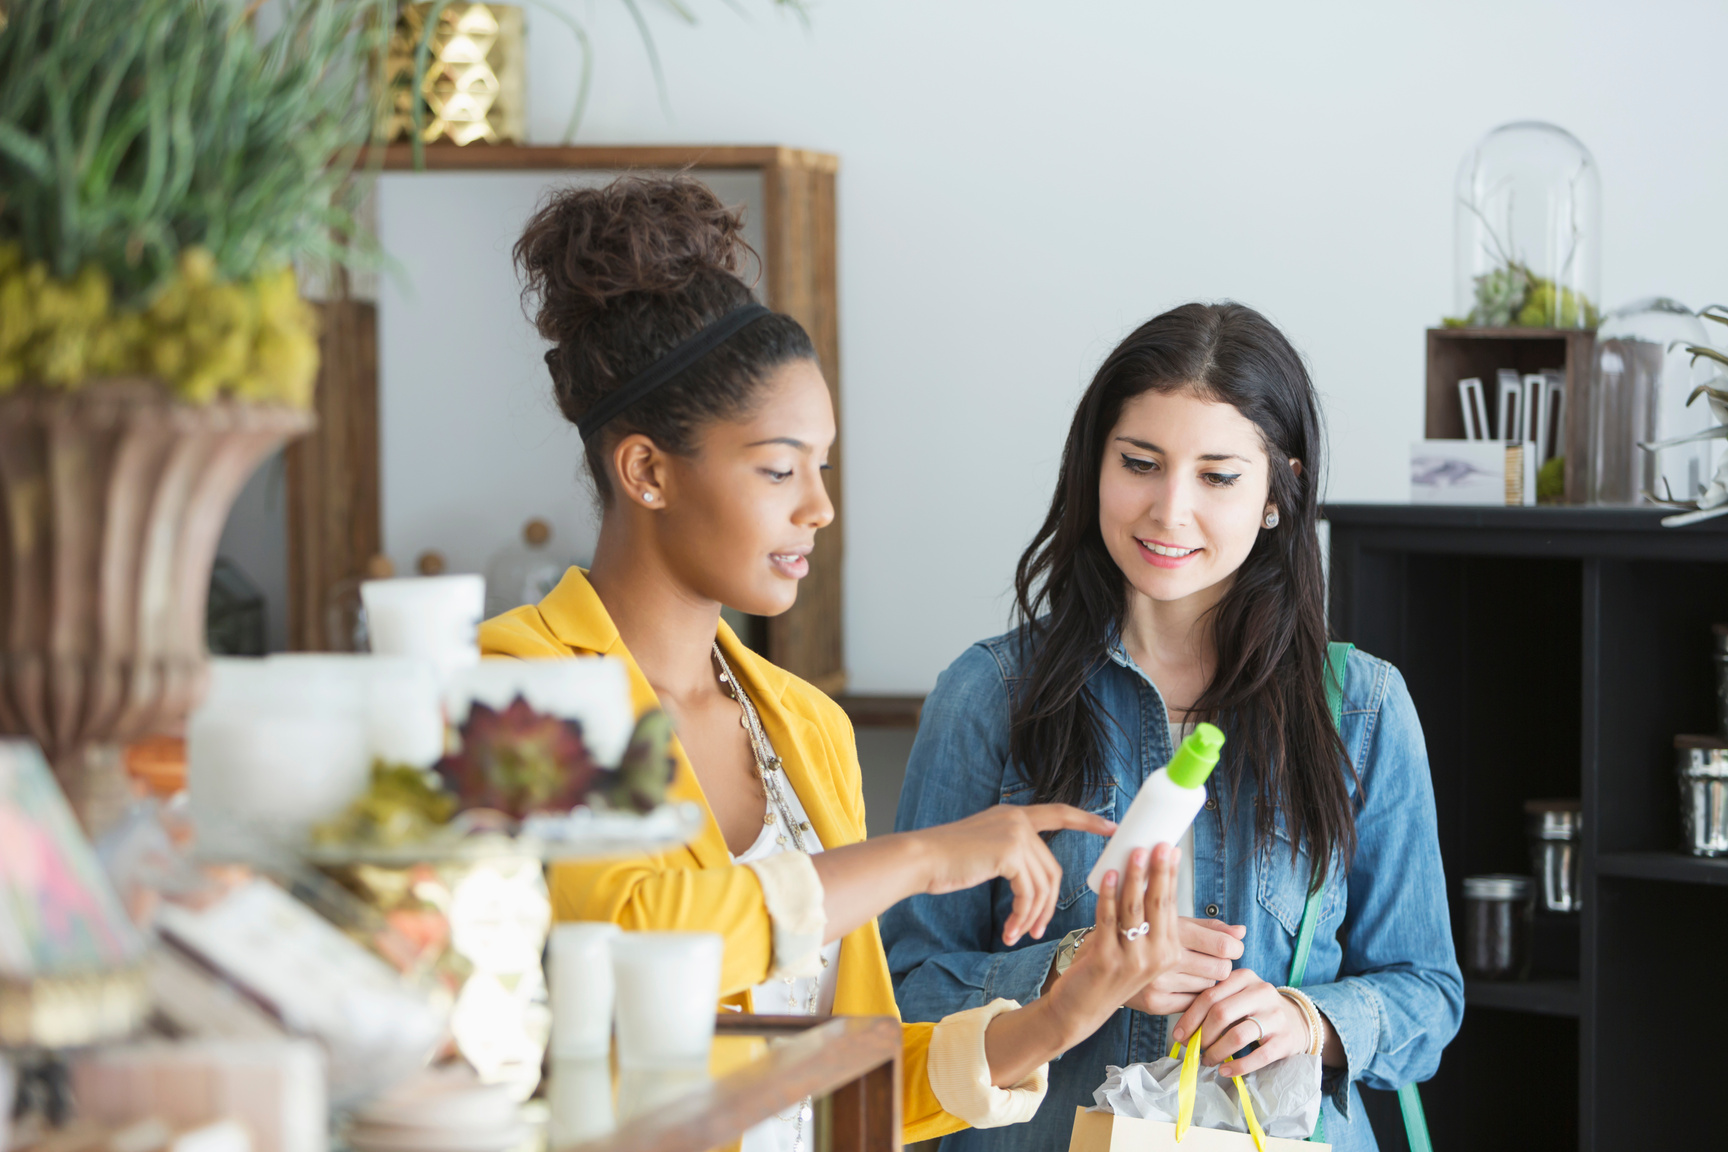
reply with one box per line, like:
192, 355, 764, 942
1452, 122, 1601, 330
484, 518, 575, 619
1589, 298, 1720, 504
1462, 874, 1534, 980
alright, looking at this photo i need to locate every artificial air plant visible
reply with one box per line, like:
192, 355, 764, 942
1643, 306, 1728, 525
0, 0, 390, 404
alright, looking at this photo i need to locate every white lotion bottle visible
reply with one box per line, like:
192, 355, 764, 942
1087, 722, 1224, 894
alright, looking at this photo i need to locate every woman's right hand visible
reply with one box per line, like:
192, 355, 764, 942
1123, 916, 1246, 1015
910, 803, 1117, 947
1043, 844, 1184, 1047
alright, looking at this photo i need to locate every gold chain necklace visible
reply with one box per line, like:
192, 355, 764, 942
714, 642, 823, 1152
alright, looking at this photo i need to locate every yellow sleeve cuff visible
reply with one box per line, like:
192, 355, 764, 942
926, 998, 1048, 1129
742, 852, 826, 980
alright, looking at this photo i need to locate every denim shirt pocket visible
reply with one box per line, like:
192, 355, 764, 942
1255, 816, 1347, 943
1000, 779, 1115, 912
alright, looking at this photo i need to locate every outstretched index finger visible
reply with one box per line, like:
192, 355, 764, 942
1023, 803, 1117, 837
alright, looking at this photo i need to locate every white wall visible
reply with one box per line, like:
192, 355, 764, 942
376, 170, 764, 577
380, 0, 1728, 692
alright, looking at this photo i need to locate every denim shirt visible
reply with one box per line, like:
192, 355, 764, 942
880, 632, 1463, 1152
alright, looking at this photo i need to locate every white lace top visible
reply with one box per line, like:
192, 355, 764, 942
730, 766, 841, 1152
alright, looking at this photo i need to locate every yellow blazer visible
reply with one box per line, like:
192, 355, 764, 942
480, 568, 967, 1144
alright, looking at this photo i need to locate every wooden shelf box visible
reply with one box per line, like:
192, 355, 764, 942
1424, 328, 1596, 503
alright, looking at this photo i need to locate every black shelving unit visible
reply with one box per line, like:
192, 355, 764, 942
1324, 504, 1728, 1152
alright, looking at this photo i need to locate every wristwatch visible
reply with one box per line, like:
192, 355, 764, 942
1052, 925, 1095, 977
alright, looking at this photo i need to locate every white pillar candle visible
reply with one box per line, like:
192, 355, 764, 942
361, 575, 485, 681
267, 654, 444, 768
188, 701, 369, 859
609, 933, 723, 1070
359, 657, 445, 767
549, 922, 621, 1059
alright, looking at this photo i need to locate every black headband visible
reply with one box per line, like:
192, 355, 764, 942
570, 302, 772, 444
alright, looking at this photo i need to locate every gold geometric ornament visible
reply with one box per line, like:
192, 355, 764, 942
385, 3, 525, 146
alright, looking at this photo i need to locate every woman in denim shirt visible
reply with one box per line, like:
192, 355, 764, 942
881, 303, 1462, 1152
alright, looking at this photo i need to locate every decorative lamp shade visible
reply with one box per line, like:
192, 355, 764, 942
386, 3, 526, 146
1589, 298, 1722, 505
1454, 122, 1602, 329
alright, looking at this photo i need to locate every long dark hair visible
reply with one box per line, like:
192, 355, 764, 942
513, 175, 814, 501
1011, 302, 1353, 882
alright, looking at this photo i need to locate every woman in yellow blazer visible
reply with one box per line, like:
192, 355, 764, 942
484, 176, 1187, 1147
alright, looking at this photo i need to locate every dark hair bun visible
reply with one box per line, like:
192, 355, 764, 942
516, 175, 751, 345
513, 175, 815, 504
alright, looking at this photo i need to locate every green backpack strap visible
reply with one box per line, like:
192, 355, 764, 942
1288, 641, 1351, 988
1291, 644, 1433, 1151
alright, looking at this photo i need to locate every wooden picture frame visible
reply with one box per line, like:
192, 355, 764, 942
288, 144, 845, 693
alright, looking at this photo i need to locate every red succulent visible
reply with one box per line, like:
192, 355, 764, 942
434, 695, 602, 818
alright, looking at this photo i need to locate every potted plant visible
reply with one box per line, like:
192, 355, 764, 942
0, 0, 386, 826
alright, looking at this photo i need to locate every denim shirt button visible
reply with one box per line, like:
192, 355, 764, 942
1206, 903, 1220, 917
1204, 798, 1217, 811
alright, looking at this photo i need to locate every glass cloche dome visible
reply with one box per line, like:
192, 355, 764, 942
1590, 299, 1722, 505
1453, 122, 1601, 329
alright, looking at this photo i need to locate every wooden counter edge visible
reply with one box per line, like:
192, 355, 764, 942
833, 695, 924, 730
565, 1015, 902, 1152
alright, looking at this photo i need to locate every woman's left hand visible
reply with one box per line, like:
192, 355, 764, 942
1169, 968, 1310, 1078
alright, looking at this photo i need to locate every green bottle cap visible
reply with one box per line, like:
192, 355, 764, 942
1166, 722, 1224, 789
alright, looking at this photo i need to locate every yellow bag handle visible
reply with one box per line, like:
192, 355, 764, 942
1165, 1028, 1267, 1152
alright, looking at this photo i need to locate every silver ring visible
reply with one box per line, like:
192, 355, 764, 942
1246, 1015, 1264, 1044
1121, 920, 1150, 941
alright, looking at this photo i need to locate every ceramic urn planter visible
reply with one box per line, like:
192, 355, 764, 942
0, 379, 312, 826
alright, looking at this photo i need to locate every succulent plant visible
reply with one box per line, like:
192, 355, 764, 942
312, 761, 459, 848
605, 710, 676, 814
1467, 264, 1531, 327
435, 695, 603, 819
1453, 262, 1601, 330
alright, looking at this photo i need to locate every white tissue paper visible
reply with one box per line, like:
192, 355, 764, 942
1091, 1052, 1324, 1139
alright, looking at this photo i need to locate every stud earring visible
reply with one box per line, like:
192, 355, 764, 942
642, 492, 655, 502
1264, 509, 1279, 528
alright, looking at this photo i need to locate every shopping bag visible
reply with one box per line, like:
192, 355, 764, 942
1069, 1028, 1331, 1152
1068, 1108, 1328, 1152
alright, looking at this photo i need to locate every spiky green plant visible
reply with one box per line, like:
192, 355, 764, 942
0, 0, 389, 306
0, 0, 390, 402
1679, 305, 1728, 380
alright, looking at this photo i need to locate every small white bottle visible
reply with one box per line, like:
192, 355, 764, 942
1088, 722, 1224, 894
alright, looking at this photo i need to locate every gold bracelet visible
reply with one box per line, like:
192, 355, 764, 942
1276, 986, 1325, 1056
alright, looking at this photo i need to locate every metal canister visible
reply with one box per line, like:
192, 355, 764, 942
1677, 736, 1728, 857
1524, 799, 1581, 913
1462, 874, 1533, 981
